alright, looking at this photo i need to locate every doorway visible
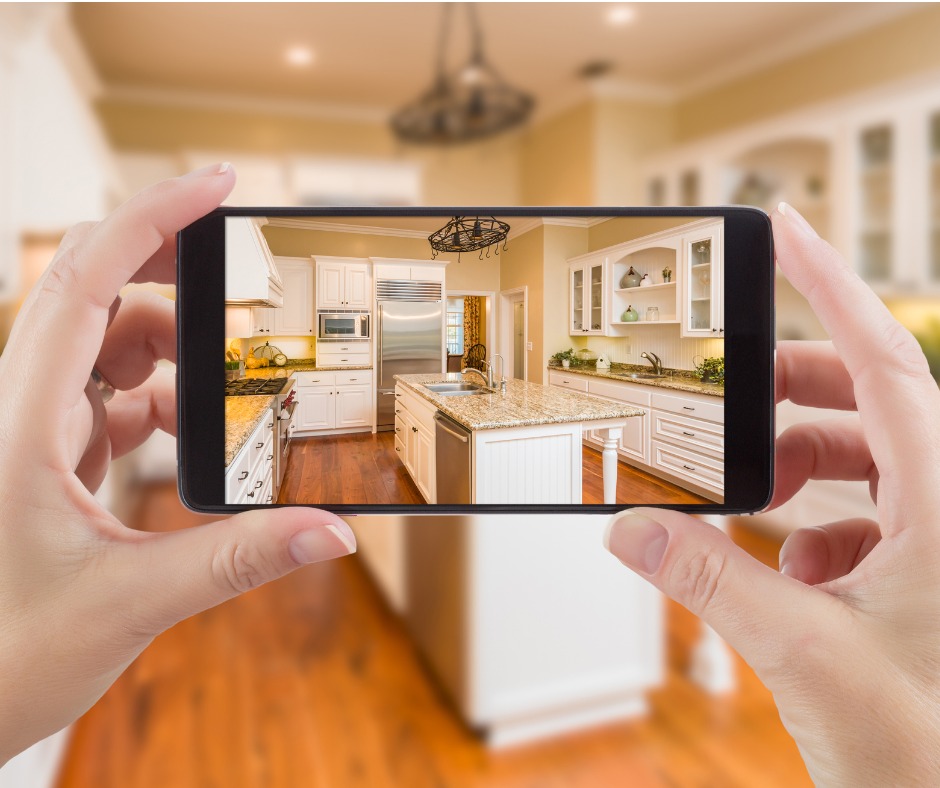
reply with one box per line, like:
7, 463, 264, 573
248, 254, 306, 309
498, 286, 528, 381
445, 291, 496, 372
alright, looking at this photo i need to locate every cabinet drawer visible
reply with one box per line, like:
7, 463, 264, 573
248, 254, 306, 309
549, 371, 589, 392
650, 439, 724, 494
244, 458, 267, 504
335, 369, 373, 386
652, 410, 724, 458
319, 341, 371, 355
225, 444, 253, 503
293, 371, 336, 387
394, 436, 406, 460
588, 379, 652, 407
247, 414, 275, 470
650, 391, 723, 424
317, 352, 372, 368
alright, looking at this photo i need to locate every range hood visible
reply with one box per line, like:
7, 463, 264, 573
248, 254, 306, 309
225, 217, 284, 307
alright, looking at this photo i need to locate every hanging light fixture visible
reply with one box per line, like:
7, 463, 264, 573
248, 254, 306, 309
429, 216, 510, 262
391, 4, 534, 145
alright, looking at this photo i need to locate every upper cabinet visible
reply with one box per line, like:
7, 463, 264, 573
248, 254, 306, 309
680, 221, 723, 338
251, 257, 314, 336
569, 257, 606, 335
315, 257, 372, 309
225, 217, 284, 307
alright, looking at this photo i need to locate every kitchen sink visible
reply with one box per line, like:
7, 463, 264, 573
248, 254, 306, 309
613, 373, 667, 380
424, 382, 489, 396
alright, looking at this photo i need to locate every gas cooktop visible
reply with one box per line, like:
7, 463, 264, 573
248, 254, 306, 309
224, 378, 291, 397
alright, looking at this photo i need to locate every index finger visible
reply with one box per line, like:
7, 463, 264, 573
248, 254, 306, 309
772, 204, 940, 532
12, 164, 234, 413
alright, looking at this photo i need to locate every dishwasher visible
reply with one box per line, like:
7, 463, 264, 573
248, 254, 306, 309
434, 412, 471, 504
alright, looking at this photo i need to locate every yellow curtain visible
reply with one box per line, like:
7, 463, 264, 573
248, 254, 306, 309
463, 296, 481, 353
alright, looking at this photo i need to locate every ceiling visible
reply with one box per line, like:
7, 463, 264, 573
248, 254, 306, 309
72, 3, 913, 114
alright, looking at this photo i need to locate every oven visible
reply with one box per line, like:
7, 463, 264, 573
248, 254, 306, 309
318, 312, 370, 339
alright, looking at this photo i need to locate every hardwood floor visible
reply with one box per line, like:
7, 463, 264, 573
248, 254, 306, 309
57, 483, 810, 788
278, 433, 707, 506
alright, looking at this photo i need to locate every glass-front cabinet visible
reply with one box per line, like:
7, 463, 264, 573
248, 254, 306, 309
680, 221, 723, 338
931, 111, 940, 284
569, 257, 606, 335
857, 123, 894, 283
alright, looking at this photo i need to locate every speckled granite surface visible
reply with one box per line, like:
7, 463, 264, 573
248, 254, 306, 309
547, 364, 724, 398
245, 363, 371, 379
225, 396, 275, 467
395, 373, 643, 431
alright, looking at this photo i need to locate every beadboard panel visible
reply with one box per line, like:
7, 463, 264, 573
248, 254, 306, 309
571, 325, 723, 371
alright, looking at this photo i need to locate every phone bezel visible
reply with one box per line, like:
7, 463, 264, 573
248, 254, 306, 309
178, 206, 774, 515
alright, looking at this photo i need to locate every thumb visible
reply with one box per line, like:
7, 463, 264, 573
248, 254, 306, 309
604, 508, 828, 677
123, 507, 356, 635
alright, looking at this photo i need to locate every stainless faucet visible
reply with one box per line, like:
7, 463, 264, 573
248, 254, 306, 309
460, 366, 489, 387
490, 354, 508, 393
640, 351, 663, 375
461, 356, 507, 392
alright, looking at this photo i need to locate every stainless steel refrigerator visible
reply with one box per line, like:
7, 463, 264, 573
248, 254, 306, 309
376, 291, 445, 430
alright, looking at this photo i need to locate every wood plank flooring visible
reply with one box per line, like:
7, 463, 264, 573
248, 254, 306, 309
279, 433, 708, 506
57, 483, 810, 788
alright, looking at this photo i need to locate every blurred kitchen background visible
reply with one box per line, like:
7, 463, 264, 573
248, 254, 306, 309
2, 3, 939, 786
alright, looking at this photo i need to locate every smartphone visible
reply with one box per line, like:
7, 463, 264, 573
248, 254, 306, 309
178, 207, 774, 516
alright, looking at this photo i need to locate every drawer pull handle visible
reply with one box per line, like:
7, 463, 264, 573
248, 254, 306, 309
255, 442, 264, 449
395, 446, 401, 453
412, 426, 418, 433
268, 422, 274, 428
682, 431, 695, 436
238, 471, 248, 481
683, 464, 696, 471
395, 409, 401, 414
255, 480, 263, 489
267, 454, 274, 461
682, 406, 695, 411
395, 427, 400, 432
266, 495, 273, 503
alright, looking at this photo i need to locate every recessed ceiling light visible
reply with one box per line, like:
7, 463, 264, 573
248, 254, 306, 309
285, 46, 314, 67
606, 6, 636, 27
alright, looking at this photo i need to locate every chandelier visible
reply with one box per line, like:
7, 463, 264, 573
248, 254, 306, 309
391, 4, 534, 145
428, 216, 510, 262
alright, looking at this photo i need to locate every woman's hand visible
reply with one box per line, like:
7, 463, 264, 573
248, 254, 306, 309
605, 204, 940, 785
0, 165, 356, 765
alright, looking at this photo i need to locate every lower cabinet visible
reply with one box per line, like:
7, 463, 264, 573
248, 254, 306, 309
394, 384, 437, 503
225, 408, 276, 504
293, 370, 373, 435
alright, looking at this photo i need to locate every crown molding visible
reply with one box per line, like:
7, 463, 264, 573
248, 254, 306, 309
264, 217, 429, 238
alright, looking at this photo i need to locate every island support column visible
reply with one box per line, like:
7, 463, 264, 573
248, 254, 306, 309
594, 427, 623, 504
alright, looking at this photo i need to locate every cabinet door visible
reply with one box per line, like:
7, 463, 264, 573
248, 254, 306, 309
275, 261, 314, 335
399, 408, 416, 477
297, 387, 335, 430
680, 226, 722, 337
317, 263, 344, 309
570, 265, 585, 334
413, 423, 435, 503
586, 260, 605, 334
250, 307, 276, 335
335, 384, 371, 428
617, 406, 649, 464
344, 265, 371, 308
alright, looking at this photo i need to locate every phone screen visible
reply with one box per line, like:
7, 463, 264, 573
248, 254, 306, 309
179, 207, 773, 514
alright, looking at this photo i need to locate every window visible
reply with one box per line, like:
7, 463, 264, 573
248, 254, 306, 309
446, 297, 465, 356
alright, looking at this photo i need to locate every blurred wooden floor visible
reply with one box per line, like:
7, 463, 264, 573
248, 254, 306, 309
57, 484, 810, 788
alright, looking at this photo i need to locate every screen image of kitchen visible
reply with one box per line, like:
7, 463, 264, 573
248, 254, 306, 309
224, 214, 726, 506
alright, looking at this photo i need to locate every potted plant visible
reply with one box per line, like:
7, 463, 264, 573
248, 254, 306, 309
694, 356, 724, 385
551, 348, 577, 368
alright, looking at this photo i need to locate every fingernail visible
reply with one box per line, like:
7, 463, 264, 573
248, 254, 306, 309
288, 522, 357, 565
603, 512, 669, 574
183, 162, 232, 179
776, 202, 818, 238
779, 562, 794, 577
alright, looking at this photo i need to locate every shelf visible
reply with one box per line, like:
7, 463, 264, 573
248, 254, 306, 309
690, 262, 711, 269
691, 297, 712, 302
614, 282, 676, 293
610, 320, 680, 326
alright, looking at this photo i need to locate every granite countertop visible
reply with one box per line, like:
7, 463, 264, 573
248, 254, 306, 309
225, 395, 275, 467
244, 359, 371, 378
547, 363, 724, 398
395, 373, 644, 431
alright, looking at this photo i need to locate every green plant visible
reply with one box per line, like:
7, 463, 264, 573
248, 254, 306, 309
225, 360, 241, 371
694, 356, 724, 385
551, 348, 577, 365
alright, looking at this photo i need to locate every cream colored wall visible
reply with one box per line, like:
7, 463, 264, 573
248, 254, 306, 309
542, 224, 589, 378
519, 102, 595, 206
588, 216, 693, 251
499, 226, 544, 382
675, 5, 940, 141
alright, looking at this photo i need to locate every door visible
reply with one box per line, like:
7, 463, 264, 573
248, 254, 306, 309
344, 265, 371, 308
681, 225, 722, 337
297, 387, 334, 430
250, 306, 276, 335
570, 265, 584, 334
276, 261, 314, 334
317, 263, 344, 309
413, 423, 435, 503
377, 301, 444, 428
335, 385, 371, 428
512, 301, 525, 380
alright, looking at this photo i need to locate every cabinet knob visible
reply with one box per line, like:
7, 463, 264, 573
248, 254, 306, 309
247, 491, 255, 498
712, 328, 717, 332
395, 446, 400, 453
412, 426, 417, 433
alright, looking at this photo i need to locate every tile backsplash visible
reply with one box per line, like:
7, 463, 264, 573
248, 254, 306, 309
571, 326, 723, 371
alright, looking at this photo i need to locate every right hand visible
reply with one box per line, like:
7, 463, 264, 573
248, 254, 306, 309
605, 204, 940, 785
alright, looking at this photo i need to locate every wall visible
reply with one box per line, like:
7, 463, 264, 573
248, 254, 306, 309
542, 224, 589, 378
675, 5, 940, 141
588, 216, 693, 252
498, 225, 544, 382
519, 102, 595, 206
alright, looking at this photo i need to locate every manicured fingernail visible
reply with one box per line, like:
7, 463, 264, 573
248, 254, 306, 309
183, 162, 232, 179
603, 512, 668, 574
779, 562, 794, 577
288, 522, 357, 564
776, 202, 818, 238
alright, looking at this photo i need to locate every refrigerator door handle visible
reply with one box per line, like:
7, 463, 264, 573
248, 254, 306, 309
377, 303, 383, 386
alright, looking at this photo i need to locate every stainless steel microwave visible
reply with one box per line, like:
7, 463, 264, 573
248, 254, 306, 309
318, 312, 370, 339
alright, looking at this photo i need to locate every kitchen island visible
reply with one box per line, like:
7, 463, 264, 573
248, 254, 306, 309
394, 374, 644, 505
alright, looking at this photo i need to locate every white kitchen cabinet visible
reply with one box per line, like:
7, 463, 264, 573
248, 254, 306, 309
225, 217, 284, 307
393, 384, 438, 503
315, 257, 372, 309
371, 259, 447, 283
250, 306, 276, 336
568, 256, 606, 335
294, 370, 374, 435
225, 409, 276, 504
250, 257, 314, 336
680, 220, 723, 337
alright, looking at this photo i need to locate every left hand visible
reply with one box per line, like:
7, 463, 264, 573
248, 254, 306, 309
0, 165, 356, 765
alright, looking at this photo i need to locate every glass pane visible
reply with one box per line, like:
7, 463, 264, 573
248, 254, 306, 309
689, 239, 712, 331
932, 114, 940, 281
858, 124, 892, 280
572, 268, 584, 331
590, 264, 603, 331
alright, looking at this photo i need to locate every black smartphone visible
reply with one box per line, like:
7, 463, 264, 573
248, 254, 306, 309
178, 207, 774, 516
